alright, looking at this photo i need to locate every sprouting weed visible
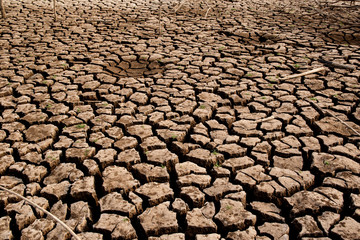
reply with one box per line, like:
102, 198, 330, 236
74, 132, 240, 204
310, 97, 318, 102
214, 161, 221, 167
122, 218, 129, 222
76, 124, 86, 129
46, 104, 52, 109
161, 164, 166, 168
84, 149, 90, 157
212, 150, 218, 155
261, 96, 266, 99
171, 134, 178, 140
226, 205, 232, 210
294, 64, 300, 69
323, 160, 330, 165
199, 105, 206, 109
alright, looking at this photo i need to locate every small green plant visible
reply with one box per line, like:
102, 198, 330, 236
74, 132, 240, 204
161, 164, 166, 168
218, 46, 225, 51
76, 124, 86, 129
199, 105, 206, 109
122, 218, 129, 222
92, 139, 98, 143
226, 205, 232, 210
84, 149, 90, 157
245, 73, 252, 77
51, 75, 58, 79
46, 104, 52, 109
268, 84, 273, 87
214, 161, 221, 167
294, 64, 300, 69
323, 160, 330, 165
76, 108, 81, 113
42, 80, 48, 84
144, 150, 148, 155
212, 150, 218, 155
261, 96, 266, 99
171, 134, 178, 140
309, 97, 318, 102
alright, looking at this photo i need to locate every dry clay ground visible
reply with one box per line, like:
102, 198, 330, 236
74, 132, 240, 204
0, 0, 360, 239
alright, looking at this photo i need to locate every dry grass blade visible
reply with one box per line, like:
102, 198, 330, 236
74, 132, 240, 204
0, 185, 81, 240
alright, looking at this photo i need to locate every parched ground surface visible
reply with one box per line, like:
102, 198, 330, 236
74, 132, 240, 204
0, 0, 360, 239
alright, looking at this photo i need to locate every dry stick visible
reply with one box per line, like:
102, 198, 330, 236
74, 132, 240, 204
53, 0, 57, 21
309, 100, 360, 137
255, 115, 275, 123
0, 185, 81, 240
0, 0, 6, 19
281, 67, 326, 80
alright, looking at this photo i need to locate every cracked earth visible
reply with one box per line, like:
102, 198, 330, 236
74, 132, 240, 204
0, 0, 360, 239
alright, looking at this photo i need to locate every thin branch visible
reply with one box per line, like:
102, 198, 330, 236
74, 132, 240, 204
0, 0, 6, 19
281, 67, 326, 80
318, 58, 356, 70
308, 100, 360, 137
0, 185, 81, 240
255, 115, 275, 123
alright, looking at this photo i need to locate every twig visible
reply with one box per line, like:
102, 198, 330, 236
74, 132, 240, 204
281, 67, 326, 80
0, 185, 81, 240
308, 100, 360, 137
0, 0, 6, 19
53, 0, 57, 21
255, 115, 275, 123
318, 58, 356, 70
